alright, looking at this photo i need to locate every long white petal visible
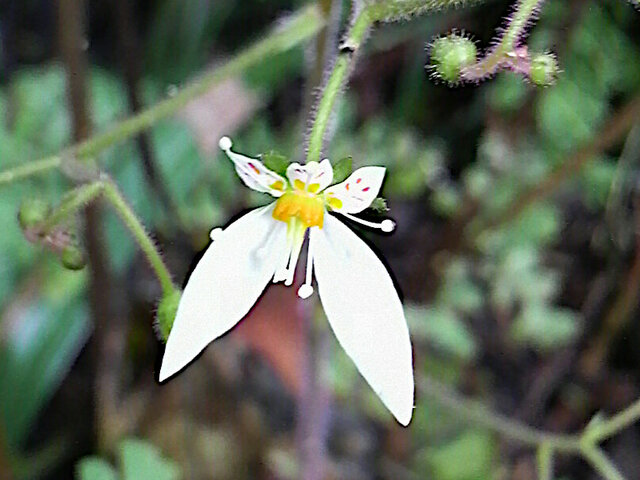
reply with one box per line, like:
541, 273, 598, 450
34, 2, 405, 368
160, 205, 287, 381
310, 215, 414, 425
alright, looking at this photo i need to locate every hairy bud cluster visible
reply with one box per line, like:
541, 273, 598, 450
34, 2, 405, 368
17, 197, 87, 271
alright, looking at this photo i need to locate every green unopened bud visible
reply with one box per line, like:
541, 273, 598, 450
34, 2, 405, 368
430, 34, 477, 84
18, 198, 50, 229
530, 53, 559, 87
155, 288, 181, 342
61, 245, 86, 271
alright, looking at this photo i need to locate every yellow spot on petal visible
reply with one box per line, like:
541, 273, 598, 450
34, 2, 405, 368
308, 183, 321, 193
273, 191, 324, 228
294, 179, 306, 191
327, 197, 343, 210
270, 180, 285, 191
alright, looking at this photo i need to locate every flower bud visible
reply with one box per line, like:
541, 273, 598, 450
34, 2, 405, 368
18, 198, 50, 230
529, 53, 559, 87
61, 245, 87, 271
155, 288, 181, 342
430, 34, 477, 84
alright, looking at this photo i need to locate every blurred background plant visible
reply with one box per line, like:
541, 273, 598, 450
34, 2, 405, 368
0, 0, 640, 479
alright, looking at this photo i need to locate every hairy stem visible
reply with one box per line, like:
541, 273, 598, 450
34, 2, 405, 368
0, 5, 325, 187
101, 180, 175, 295
40, 178, 176, 296
462, 0, 544, 81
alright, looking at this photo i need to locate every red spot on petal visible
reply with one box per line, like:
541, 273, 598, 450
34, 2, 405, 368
346, 183, 350, 191
248, 163, 260, 175
362, 187, 370, 192
356, 178, 362, 184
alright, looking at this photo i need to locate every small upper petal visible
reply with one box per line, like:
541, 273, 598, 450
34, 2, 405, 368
159, 204, 287, 381
219, 136, 287, 197
286, 159, 333, 194
323, 166, 385, 214
310, 215, 414, 425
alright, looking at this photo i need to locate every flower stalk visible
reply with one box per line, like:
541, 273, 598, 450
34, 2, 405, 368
36, 177, 176, 296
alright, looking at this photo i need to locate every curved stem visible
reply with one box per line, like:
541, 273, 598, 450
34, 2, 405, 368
461, 0, 544, 81
101, 180, 175, 295
582, 446, 627, 480
418, 376, 581, 452
0, 5, 325, 187
585, 398, 640, 444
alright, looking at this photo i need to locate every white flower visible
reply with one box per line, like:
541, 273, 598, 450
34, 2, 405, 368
159, 136, 414, 426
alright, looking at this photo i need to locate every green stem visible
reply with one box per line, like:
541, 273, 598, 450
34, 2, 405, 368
418, 377, 581, 452
42, 181, 105, 232
40, 178, 176, 295
0, 5, 325, 187
306, 7, 373, 164
306, 0, 490, 163
101, 180, 175, 295
537, 443, 553, 480
582, 447, 627, 480
585, 398, 640, 444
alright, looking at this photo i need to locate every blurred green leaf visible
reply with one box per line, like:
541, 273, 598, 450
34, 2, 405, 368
511, 305, 580, 350
77, 458, 118, 480
120, 439, 180, 480
421, 430, 496, 480
406, 306, 477, 361
0, 297, 90, 448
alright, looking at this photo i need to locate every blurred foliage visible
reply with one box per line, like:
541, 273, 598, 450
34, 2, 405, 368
76, 438, 180, 480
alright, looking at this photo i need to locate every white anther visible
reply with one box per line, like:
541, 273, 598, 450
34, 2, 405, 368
218, 136, 232, 151
209, 227, 224, 241
297, 284, 314, 299
381, 219, 396, 232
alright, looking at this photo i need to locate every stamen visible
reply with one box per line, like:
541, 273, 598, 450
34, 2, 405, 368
297, 239, 314, 299
340, 213, 396, 232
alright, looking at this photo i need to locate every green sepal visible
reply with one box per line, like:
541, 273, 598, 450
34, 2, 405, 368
331, 156, 353, 183
261, 150, 290, 176
368, 197, 389, 214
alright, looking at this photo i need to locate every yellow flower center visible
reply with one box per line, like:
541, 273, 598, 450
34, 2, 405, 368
272, 191, 325, 228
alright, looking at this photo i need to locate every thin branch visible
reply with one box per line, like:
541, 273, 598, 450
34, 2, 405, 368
418, 376, 581, 452
582, 447, 628, 480
0, 5, 326, 187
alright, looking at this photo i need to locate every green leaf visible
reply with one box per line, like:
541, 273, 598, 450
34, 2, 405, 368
406, 306, 477, 361
76, 458, 118, 480
0, 299, 90, 448
120, 438, 180, 480
331, 156, 353, 183
422, 430, 496, 480
511, 305, 581, 351
261, 150, 290, 176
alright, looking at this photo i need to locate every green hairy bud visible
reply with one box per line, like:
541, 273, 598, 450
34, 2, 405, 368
430, 34, 477, 84
18, 198, 51, 230
61, 245, 87, 271
529, 52, 559, 87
